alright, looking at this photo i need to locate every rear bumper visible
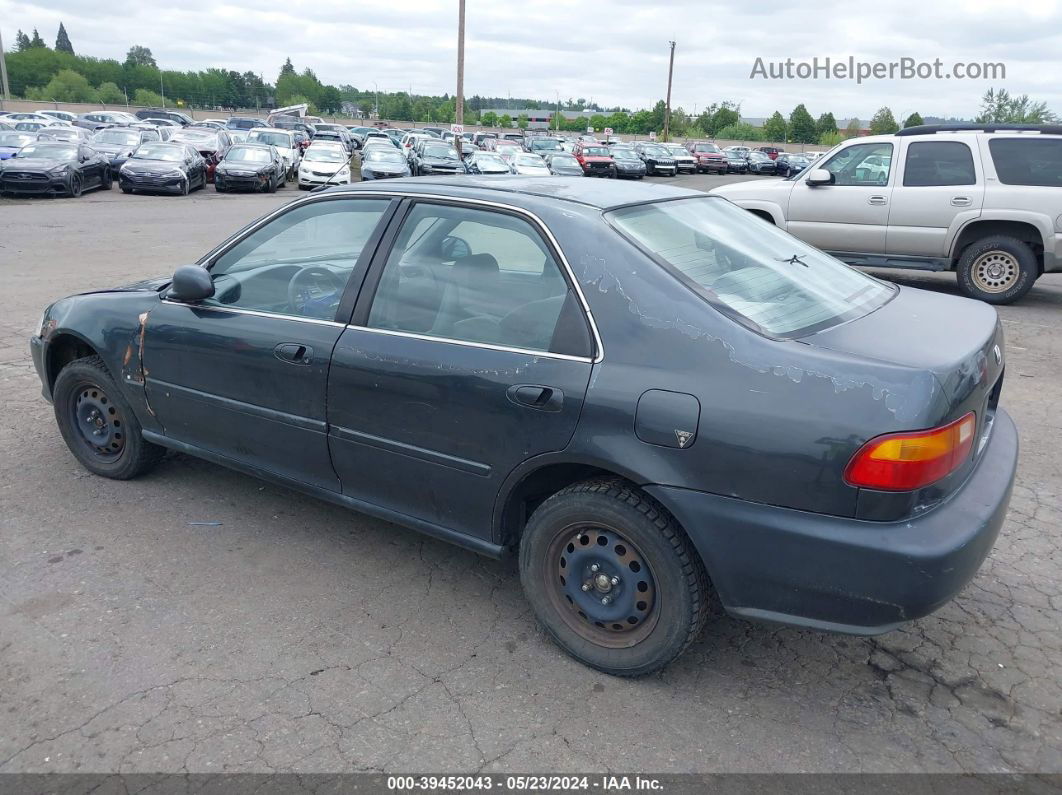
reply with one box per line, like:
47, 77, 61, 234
646, 408, 1018, 635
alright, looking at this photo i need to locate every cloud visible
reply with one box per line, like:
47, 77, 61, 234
2, 0, 1060, 118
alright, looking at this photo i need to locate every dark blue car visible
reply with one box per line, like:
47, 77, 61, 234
30, 177, 1017, 675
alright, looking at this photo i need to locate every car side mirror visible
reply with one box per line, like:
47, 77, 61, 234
806, 168, 833, 186
169, 265, 215, 302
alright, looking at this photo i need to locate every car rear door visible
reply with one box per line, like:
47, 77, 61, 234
886, 139, 983, 259
785, 140, 895, 255
327, 198, 596, 543
142, 195, 398, 490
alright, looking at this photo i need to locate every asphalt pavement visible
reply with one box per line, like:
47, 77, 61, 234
0, 174, 1059, 775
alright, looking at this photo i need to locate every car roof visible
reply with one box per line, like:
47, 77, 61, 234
324, 174, 702, 210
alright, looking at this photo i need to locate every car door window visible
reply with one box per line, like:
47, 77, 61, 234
818, 142, 894, 186
902, 142, 976, 186
367, 203, 590, 356
206, 198, 390, 321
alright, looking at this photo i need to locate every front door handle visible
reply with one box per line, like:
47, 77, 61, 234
868, 195, 888, 205
951, 196, 972, 207
507, 384, 564, 412
273, 343, 313, 365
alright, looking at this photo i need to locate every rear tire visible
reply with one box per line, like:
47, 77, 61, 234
956, 236, 1038, 304
52, 355, 165, 480
519, 479, 710, 677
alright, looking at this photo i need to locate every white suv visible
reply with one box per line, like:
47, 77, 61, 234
713, 124, 1062, 303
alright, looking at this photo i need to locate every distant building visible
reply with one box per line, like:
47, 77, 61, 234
341, 101, 366, 119
480, 108, 599, 129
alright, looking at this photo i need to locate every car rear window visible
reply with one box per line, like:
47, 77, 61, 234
989, 137, 1062, 187
607, 197, 895, 338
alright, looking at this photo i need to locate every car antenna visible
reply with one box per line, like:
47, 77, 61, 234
310, 146, 351, 193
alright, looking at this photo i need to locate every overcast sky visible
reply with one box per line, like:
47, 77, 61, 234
3, 0, 1060, 119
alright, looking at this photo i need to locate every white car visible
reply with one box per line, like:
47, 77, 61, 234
4, 112, 54, 124
510, 152, 551, 176
298, 146, 351, 189
39, 110, 78, 124
247, 128, 300, 179
662, 143, 697, 173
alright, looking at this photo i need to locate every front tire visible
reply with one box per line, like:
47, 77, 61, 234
956, 236, 1038, 304
69, 174, 82, 198
519, 479, 710, 676
52, 355, 165, 480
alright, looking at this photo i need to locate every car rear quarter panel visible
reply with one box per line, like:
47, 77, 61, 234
533, 201, 951, 519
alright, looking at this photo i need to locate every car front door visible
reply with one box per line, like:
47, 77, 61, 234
142, 196, 397, 490
327, 199, 596, 542
785, 141, 895, 255
886, 140, 983, 259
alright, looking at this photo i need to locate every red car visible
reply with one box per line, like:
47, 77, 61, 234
686, 141, 728, 174
755, 146, 784, 160
573, 142, 615, 177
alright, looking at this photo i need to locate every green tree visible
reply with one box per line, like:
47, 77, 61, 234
819, 131, 843, 147
763, 111, 787, 142
651, 99, 667, 132
517, 113, 529, 129
279, 58, 295, 80
869, 107, 899, 135
97, 81, 125, 104
976, 88, 1058, 123
55, 22, 74, 54
499, 113, 512, 128
480, 111, 498, 128
606, 111, 629, 134
788, 104, 817, 143
25, 68, 98, 102
844, 118, 862, 138
715, 122, 763, 142
816, 112, 837, 137
125, 45, 156, 69
133, 87, 164, 106
15, 30, 31, 51
708, 102, 740, 135
29, 29, 47, 48
902, 112, 924, 128
319, 85, 342, 114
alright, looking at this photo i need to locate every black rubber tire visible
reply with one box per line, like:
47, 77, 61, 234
69, 175, 82, 198
956, 236, 1038, 304
52, 355, 165, 480
519, 479, 710, 677
179, 177, 190, 196
121, 186, 132, 194
101, 171, 112, 191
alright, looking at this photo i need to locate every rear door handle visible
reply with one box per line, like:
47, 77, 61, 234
951, 196, 972, 206
507, 384, 564, 412
868, 195, 888, 205
273, 343, 314, 365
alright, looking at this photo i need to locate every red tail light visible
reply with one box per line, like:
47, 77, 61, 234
844, 413, 977, 491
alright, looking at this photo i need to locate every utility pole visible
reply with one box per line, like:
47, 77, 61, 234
0, 29, 10, 102
454, 0, 465, 157
160, 73, 166, 108
555, 89, 560, 132
663, 40, 676, 142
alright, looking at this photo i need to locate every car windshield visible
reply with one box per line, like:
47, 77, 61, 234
550, 155, 580, 166
16, 143, 75, 159
515, 154, 544, 166
749, 152, 770, 161
0, 133, 34, 147
612, 150, 638, 160
424, 145, 459, 159
582, 147, 609, 156
643, 146, 667, 156
693, 144, 720, 153
173, 131, 215, 143
727, 153, 745, 159
132, 144, 184, 162
226, 146, 272, 163
364, 149, 404, 163
95, 130, 140, 146
607, 197, 894, 338
249, 132, 292, 148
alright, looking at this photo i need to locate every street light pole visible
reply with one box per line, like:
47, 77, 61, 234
555, 89, 560, 132
373, 81, 379, 119
663, 40, 676, 142
454, 0, 465, 157
0, 29, 11, 103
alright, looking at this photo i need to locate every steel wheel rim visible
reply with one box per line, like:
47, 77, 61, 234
70, 382, 125, 460
544, 523, 658, 649
972, 251, 1019, 293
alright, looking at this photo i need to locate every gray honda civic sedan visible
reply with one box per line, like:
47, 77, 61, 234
30, 177, 1017, 675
